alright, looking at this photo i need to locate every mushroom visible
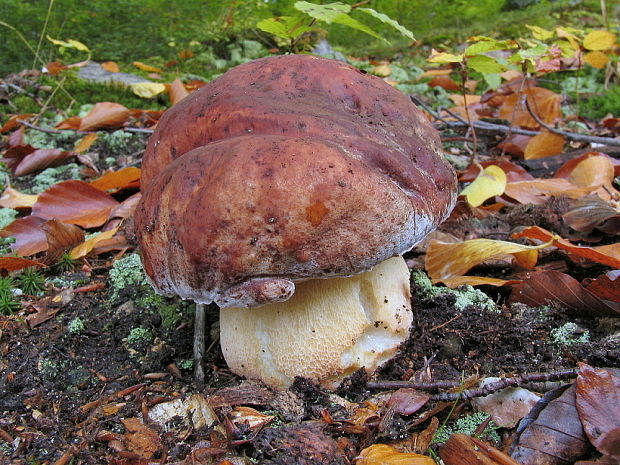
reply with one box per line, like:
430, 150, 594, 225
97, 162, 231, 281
135, 55, 457, 389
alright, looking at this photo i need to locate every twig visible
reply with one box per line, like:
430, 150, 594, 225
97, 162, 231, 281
409, 95, 450, 125
4, 82, 44, 106
367, 369, 578, 397
16, 119, 154, 136
524, 96, 620, 146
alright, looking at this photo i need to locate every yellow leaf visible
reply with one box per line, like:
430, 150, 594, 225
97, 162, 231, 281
101, 61, 120, 72
425, 238, 552, 282
69, 227, 119, 259
584, 51, 609, 69
133, 61, 163, 73
439, 276, 514, 288
74, 133, 98, 153
131, 82, 166, 98
524, 131, 565, 159
372, 64, 392, 77
357, 444, 436, 465
460, 165, 507, 207
526, 25, 554, 41
555, 27, 581, 50
46, 36, 90, 52
428, 50, 463, 63
583, 30, 617, 51
0, 187, 38, 209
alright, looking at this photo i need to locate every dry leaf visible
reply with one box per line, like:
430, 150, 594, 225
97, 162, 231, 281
504, 178, 594, 205
121, 417, 162, 459
387, 389, 431, 416
133, 61, 163, 73
357, 444, 436, 465
428, 76, 460, 91
0, 215, 47, 256
101, 61, 119, 72
510, 271, 619, 317
513, 226, 620, 269
55, 116, 81, 130
11, 148, 74, 177
131, 82, 166, 98
0, 257, 44, 271
460, 165, 507, 207
70, 226, 119, 259
0, 187, 38, 209
449, 94, 481, 106
441, 434, 521, 465
169, 78, 190, 106
109, 192, 141, 220
26, 288, 74, 328
563, 195, 620, 234
148, 394, 218, 430
74, 133, 98, 153
90, 167, 141, 193
567, 154, 617, 199
231, 406, 275, 429
461, 160, 533, 183
79, 102, 129, 131
437, 276, 517, 288
583, 271, 620, 304
32, 180, 119, 228
42, 219, 85, 265
0, 114, 36, 133
472, 379, 541, 428
510, 384, 591, 465
425, 238, 550, 282
499, 87, 561, 128
524, 131, 565, 159
576, 364, 620, 458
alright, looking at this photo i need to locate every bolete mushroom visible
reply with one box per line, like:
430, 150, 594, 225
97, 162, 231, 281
135, 55, 457, 389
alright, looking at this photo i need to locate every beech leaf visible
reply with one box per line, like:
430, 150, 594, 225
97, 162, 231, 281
0, 187, 38, 209
582, 30, 617, 51
169, 78, 190, 106
78, 102, 130, 131
90, 167, 141, 193
0, 216, 47, 256
41, 219, 85, 265
357, 444, 436, 465
524, 131, 565, 159
460, 165, 507, 207
0, 257, 44, 271
70, 226, 119, 259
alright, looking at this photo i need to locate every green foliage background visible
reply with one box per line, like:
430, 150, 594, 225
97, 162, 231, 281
0, 0, 601, 77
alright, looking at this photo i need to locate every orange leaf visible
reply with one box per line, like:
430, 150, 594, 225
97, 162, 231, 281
109, 192, 141, 219
357, 444, 436, 465
132, 61, 163, 73
554, 152, 620, 179
425, 238, 551, 283
11, 148, 74, 177
568, 154, 616, 198
55, 116, 82, 130
439, 276, 518, 288
74, 133, 98, 153
428, 76, 460, 91
0, 187, 38, 209
90, 167, 141, 193
499, 87, 561, 129
584, 51, 609, 69
496, 134, 531, 157
0, 215, 47, 256
0, 256, 44, 271
524, 131, 565, 159
32, 180, 119, 228
0, 114, 36, 133
449, 94, 481, 106
101, 61, 120, 72
504, 178, 594, 205
70, 226, 119, 259
419, 69, 453, 79
42, 219, 85, 265
513, 225, 620, 269
79, 102, 129, 131
169, 78, 189, 106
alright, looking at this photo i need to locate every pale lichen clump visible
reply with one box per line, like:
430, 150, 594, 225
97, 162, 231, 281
0, 208, 18, 229
551, 322, 590, 347
109, 253, 148, 300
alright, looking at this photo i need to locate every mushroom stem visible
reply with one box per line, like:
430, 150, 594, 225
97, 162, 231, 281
193, 303, 207, 388
219, 256, 413, 390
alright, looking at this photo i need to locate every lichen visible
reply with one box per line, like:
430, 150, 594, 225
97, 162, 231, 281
0, 208, 18, 229
26, 163, 82, 194
551, 322, 590, 347
109, 253, 148, 300
68, 317, 86, 335
432, 412, 501, 444
126, 327, 153, 349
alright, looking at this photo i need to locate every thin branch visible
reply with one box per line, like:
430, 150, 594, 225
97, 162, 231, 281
409, 95, 450, 125
16, 119, 154, 135
524, 96, 620, 146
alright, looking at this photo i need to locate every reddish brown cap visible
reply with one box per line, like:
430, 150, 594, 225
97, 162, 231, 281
135, 55, 457, 307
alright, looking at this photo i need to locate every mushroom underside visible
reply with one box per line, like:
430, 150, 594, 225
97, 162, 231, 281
219, 256, 413, 389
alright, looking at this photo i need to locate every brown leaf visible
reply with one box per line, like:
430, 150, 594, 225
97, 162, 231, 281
26, 288, 74, 328
583, 271, 620, 304
428, 76, 460, 91
90, 167, 141, 193
121, 417, 162, 459
0, 187, 38, 209
357, 444, 436, 465
0, 257, 44, 271
101, 61, 120, 72
0, 114, 36, 133
555, 152, 620, 181
461, 160, 534, 183
55, 116, 82, 130
504, 178, 594, 205
69, 226, 119, 259
169, 78, 190, 106
441, 434, 521, 465
510, 384, 591, 465
78, 102, 130, 131
499, 87, 562, 129
32, 180, 119, 228
74, 133, 98, 153
509, 271, 619, 317
524, 130, 565, 160
513, 226, 620, 269
576, 364, 620, 458
563, 195, 620, 234
41, 219, 85, 265
387, 389, 431, 416
0, 215, 47, 256
12, 148, 74, 177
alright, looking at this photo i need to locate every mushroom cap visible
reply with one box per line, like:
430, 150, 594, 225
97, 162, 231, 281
135, 55, 457, 307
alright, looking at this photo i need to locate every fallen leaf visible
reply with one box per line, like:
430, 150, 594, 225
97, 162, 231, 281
524, 131, 565, 159
387, 389, 430, 416
32, 180, 119, 228
497, 134, 532, 156
0, 187, 38, 209
42, 219, 85, 265
436, 276, 517, 288
231, 406, 275, 429
357, 444, 436, 465
510, 384, 591, 465
109, 192, 141, 219
9, 148, 74, 177
55, 116, 81, 130
583, 271, 620, 304
499, 87, 562, 128
563, 195, 620, 234
504, 178, 594, 205
78, 102, 129, 131
101, 61, 120, 72
131, 82, 166, 98
44, 61, 67, 75
148, 394, 217, 431
449, 94, 481, 107
74, 133, 98, 153
509, 271, 619, 317
441, 434, 521, 465
461, 160, 533, 183
373, 64, 392, 77
460, 165, 507, 207
169, 78, 189, 106
513, 226, 620, 269
567, 154, 617, 199
428, 76, 460, 91
575, 364, 620, 458
0, 114, 36, 133
418, 69, 453, 79
0, 215, 47, 255
69, 226, 119, 259
554, 152, 620, 180
26, 288, 74, 328
121, 417, 162, 459
583, 30, 617, 51
0, 257, 44, 271
132, 61, 163, 73
90, 167, 141, 193
472, 380, 541, 428
425, 238, 550, 282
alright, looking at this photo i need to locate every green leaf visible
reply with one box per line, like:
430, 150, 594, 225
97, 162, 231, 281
482, 72, 502, 89
465, 39, 517, 56
428, 52, 464, 64
294, 1, 350, 23
357, 8, 415, 41
46, 35, 89, 52
256, 16, 312, 40
515, 43, 549, 60
331, 13, 386, 42
467, 55, 506, 73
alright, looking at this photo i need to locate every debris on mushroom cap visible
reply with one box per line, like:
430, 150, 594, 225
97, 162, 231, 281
135, 54, 457, 307
220, 256, 413, 389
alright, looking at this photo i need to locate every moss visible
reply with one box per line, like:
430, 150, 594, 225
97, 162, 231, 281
26, 163, 82, 194
38, 358, 68, 382
433, 412, 501, 444
136, 291, 183, 328
412, 270, 497, 312
23, 124, 78, 150
551, 322, 590, 346
0, 208, 18, 230
126, 327, 153, 349
67, 317, 86, 335
109, 253, 148, 300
